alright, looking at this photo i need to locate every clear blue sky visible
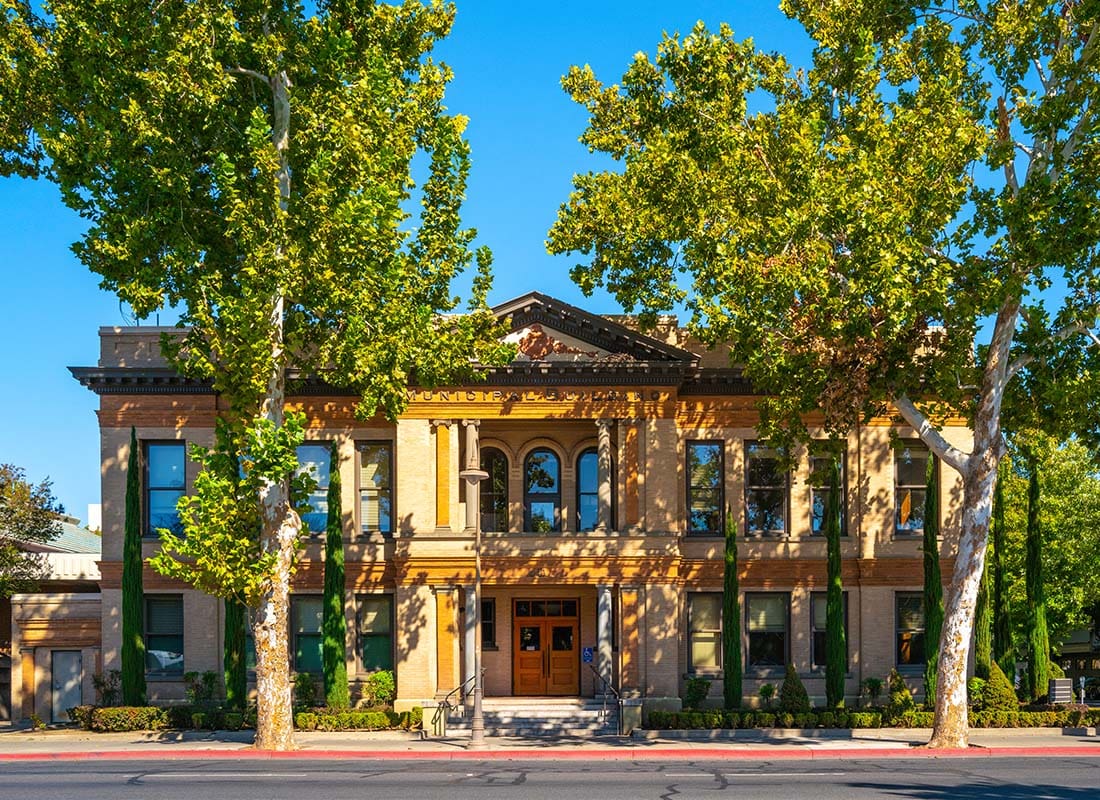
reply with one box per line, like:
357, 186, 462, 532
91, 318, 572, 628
0, 1, 812, 524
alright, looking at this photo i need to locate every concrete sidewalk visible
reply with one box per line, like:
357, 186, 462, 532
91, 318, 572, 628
0, 725, 1097, 760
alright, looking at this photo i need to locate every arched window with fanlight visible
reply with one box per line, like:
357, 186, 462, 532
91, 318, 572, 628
480, 447, 509, 532
576, 448, 599, 531
524, 448, 561, 532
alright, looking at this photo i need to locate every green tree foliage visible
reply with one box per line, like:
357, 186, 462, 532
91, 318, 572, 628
1023, 449, 1050, 701
322, 442, 349, 710
887, 669, 915, 718
778, 663, 810, 714
547, 2, 1100, 747
823, 452, 846, 708
1, 0, 511, 749
983, 661, 1020, 713
0, 463, 61, 597
223, 598, 247, 711
922, 456, 944, 709
722, 508, 742, 709
121, 428, 146, 706
992, 460, 1014, 677
974, 555, 992, 681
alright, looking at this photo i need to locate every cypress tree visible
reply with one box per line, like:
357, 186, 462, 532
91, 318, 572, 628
992, 458, 1013, 677
922, 453, 944, 710
974, 556, 992, 680
824, 452, 846, 708
1024, 450, 1049, 701
224, 598, 247, 710
722, 508, 742, 709
322, 442, 349, 709
121, 426, 146, 706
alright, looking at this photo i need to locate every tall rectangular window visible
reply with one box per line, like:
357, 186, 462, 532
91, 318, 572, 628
686, 441, 723, 534
745, 442, 788, 535
811, 592, 848, 669
357, 595, 394, 672
481, 598, 497, 649
746, 593, 789, 669
144, 595, 184, 675
896, 593, 926, 669
296, 443, 331, 534
144, 441, 185, 536
358, 442, 392, 535
688, 593, 723, 670
895, 441, 930, 535
291, 596, 323, 673
810, 447, 847, 536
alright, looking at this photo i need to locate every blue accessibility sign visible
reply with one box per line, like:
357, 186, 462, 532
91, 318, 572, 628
582, 647, 594, 663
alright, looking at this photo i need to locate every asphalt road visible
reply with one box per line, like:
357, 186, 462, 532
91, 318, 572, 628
0, 757, 1097, 800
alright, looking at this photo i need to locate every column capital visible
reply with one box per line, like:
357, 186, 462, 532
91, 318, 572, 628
430, 418, 453, 430
595, 418, 615, 431
461, 418, 481, 429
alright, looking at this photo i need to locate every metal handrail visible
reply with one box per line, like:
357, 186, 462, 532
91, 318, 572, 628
587, 663, 622, 735
430, 670, 480, 737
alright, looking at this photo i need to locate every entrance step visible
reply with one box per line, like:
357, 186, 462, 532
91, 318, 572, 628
438, 698, 620, 737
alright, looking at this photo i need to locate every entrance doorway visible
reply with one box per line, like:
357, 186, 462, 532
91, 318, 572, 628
512, 599, 579, 695
51, 650, 82, 723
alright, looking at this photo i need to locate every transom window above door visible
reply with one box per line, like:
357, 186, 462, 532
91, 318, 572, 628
515, 599, 578, 617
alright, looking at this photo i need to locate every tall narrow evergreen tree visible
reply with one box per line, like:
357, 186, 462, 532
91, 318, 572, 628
974, 557, 992, 680
922, 455, 944, 710
121, 427, 146, 706
722, 508, 742, 709
824, 453, 846, 708
992, 459, 1013, 677
1024, 451, 1049, 701
224, 599, 247, 710
322, 442, 349, 709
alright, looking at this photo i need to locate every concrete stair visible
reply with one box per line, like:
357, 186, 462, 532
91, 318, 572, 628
437, 697, 620, 737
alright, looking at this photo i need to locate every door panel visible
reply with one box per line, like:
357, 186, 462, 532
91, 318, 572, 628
547, 624, 577, 695
512, 603, 580, 696
514, 624, 545, 695
51, 651, 82, 723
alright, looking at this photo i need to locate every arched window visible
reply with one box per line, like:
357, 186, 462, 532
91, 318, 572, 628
524, 448, 560, 532
576, 448, 599, 531
480, 447, 509, 532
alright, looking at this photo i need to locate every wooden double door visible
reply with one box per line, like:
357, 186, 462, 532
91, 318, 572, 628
512, 598, 579, 696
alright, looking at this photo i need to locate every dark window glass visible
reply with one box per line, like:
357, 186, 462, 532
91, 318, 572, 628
145, 595, 184, 675
481, 598, 496, 648
562, 599, 577, 617
297, 443, 331, 534
745, 442, 788, 535
480, 448, 509, 532
810, 447, 847, 536
576, 448, 599, 531
747, 593, 789, 668
358, 442, 392, 534
516, 600, 531, 617
524, 449, 560, 532
689, 593, 722, 670
145, 442, 185, 536
292, 597, 323, 673
896, 593, 926, 667
811, 592, 848, 669
358, 595, 393, 672
687, 441, 723, 534
895, 442, 930, 535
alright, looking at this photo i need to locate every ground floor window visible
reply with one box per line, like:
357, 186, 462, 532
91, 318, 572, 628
746, 593, 789, 669
144, 595, 184, 675
896, 592, 926, 669
481, 598, 497, 649
811, 591, 848, 669
688, 593, 722, 670
357, 594, 394, 672
291, 596, 323, 673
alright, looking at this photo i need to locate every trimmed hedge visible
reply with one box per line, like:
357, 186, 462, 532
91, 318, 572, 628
644, 707, 1100, 731
294, 707, 423, 731
86, 706, 169, 732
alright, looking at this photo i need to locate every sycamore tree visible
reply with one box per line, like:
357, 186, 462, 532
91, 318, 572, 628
0, 464, 62, 597
1, 0, 509, 750
548, 1, 1100, 747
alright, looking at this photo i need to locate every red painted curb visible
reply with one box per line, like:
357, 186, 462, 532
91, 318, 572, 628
0, 745, 1097, 762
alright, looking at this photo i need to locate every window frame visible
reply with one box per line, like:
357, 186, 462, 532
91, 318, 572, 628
481, 597, 497, 650
479, 447, 509, 533
357, 440, 393, 536
810, 445, 848, 537
296, 441, 332, 535
143, 440, 186, 538
810, 591, 849, 671
290, 595, 324, 675
745, 592, 790, 671
895, 592, 926, 671
523, 447, 561, 533
576, 447, 600, 532
356, 593, 395, 674
744, 441, 789, 536
144, 594, 184, 677
894, 440, 933, 536
686, 440, 724, 535
688, 592, 723, 672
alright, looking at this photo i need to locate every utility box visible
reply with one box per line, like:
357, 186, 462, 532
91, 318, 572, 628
1049, 678, 1073, 705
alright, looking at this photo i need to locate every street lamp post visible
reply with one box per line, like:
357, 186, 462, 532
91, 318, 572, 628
459, 467, 489, 750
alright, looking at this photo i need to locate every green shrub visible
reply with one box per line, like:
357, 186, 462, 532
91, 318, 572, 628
89, 706, 168, 732
755, 712, 776, 728
184, 670, 221, 708
67, 705, 95, 729
223, 711, 245, 731
778, 664, 811, 713
967, 677, 987, 710
758, 683, 776, 708
294, 707, 404, 731
294, 673, 319, 707
646, 710, 670, 729
363, 671, 396, 705
793, 712, 817, 728
92, 670, 122, 707
894, 710, 934, 728
834, 711, 849, 728
983, 662, 1019, 713
848, 711, 881, 729
722, 711, 739, 729
861, 677, 884, 707
165, 705, 196, 729
885, 669, 915, 719
400, 706, 423, 731
818, 711, 835, 728
777, 712, 794, 728
295, 712, 318, 731
1048, 660, 1065, 679
683, 677, 711, 709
